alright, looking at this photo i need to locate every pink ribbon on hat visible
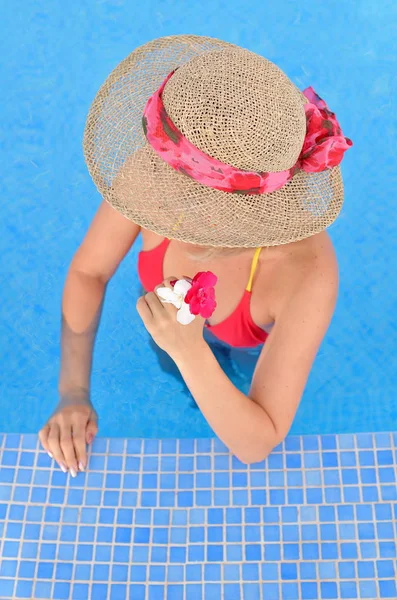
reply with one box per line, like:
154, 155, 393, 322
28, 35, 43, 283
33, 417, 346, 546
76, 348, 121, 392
142, 70, 353, 195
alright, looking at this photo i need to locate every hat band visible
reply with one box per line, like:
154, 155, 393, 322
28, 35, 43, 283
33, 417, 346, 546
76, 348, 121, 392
142, 70, 353, 195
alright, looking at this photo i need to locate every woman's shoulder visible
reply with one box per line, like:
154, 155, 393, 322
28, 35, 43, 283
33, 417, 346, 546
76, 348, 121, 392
256, 231, 338, 323
277, 230, 337, 280
300, 230, 338, 279
280, 231, 338, 311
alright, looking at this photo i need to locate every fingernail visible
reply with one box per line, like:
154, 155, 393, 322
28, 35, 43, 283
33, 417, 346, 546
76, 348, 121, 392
48, 452, 53, 459
78, 461, 85, 472
60, 463, 68, 473
87, 433, 94, 445
70, 468, 77, 478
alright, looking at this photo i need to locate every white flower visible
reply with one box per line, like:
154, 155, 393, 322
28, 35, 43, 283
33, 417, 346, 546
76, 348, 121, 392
156, 279, 195, 325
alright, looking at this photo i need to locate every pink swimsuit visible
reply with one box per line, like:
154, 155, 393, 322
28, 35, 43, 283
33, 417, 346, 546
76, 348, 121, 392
138, 239, 269, 348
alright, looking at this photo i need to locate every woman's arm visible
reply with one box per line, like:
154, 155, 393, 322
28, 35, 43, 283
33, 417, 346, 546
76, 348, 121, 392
173, 260, 338, 464
39, 201, 140, 474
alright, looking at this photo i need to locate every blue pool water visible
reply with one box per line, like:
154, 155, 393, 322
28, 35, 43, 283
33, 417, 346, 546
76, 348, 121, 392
1, 1, 396, 438
1, 2, 397, 600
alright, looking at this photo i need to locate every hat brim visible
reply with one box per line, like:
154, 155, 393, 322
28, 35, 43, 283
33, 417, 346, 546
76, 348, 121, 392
83, 34, 344, 248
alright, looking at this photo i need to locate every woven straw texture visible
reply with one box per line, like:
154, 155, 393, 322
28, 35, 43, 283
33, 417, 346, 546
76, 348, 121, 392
83, 34, 344, 247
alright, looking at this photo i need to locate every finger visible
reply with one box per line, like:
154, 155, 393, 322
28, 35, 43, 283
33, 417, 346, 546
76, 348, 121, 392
86, 417, 98, 446
72, 421, 88, 472
60, 428, 78, 477
161, 277, 180, 290
47, 423, 68, 473
153, 278, 176, 294
136, 296, 154, 322
39, 424, 51, 456
145, 291, 166, 317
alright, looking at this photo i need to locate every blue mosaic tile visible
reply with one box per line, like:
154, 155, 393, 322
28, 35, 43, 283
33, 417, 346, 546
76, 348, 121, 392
1, 433, 397, 598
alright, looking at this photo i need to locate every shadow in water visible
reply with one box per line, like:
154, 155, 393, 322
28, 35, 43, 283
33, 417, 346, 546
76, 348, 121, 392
148, 332, 262, 410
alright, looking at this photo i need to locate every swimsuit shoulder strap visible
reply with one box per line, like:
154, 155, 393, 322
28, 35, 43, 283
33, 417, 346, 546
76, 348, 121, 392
245, 247, 263, 293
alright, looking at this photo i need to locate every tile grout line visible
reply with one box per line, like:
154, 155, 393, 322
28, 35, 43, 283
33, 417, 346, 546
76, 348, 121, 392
45, 441, 59, 600
164, 438, 176, 600
9, 434, 24, 600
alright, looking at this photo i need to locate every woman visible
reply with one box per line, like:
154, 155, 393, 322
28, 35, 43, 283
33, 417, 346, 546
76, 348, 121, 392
39, 35, 352, 476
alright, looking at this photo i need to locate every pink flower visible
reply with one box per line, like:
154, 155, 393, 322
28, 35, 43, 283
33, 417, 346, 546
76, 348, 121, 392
227, 171, 262, 192
300, 87, 353, 173
301, 136, 353, 172
184, 271, 218, 319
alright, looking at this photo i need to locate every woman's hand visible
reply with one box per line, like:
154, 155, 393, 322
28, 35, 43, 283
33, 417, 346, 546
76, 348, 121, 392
39, 392, 98, 476
136, 277, 207, 361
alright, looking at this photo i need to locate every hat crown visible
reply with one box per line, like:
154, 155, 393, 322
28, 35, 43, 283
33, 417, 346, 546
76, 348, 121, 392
162, 48, 307, 172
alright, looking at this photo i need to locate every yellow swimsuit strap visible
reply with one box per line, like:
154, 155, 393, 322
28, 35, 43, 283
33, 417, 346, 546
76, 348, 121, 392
246, 247, 263, 293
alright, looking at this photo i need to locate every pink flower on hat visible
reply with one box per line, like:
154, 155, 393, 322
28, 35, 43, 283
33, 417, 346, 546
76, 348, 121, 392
227, 171, 264, 194
300, 87, 353, 173
184, 271, 218, 319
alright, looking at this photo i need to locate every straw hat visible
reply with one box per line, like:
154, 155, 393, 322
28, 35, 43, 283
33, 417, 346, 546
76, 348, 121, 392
83, 34, 351, 248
